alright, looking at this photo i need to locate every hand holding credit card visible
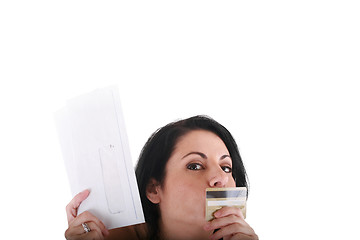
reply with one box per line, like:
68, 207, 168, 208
206, 187, 247, 221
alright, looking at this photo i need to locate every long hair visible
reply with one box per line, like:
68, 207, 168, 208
135, 115, 248, 239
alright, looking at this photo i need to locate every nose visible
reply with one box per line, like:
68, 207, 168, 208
208, 166, 229, 188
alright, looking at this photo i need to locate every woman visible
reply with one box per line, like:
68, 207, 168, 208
65, 116, 258, 240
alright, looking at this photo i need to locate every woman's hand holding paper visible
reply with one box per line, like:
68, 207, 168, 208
65, 190, 109, 240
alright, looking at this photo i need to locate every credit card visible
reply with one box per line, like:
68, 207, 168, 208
205, 187, 247, 221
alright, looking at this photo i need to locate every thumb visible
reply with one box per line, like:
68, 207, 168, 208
66, 189, 90, 225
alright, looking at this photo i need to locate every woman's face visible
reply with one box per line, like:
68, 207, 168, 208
155, 130, 236, 239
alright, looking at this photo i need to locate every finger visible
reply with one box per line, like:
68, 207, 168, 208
205, 215, 254, 236
79, 229, 104, 240
229, 232, 259, 240
66, 221, 105, 240
80, 222, 104, 240
70, 211, 109, 237
210, 223, 255, 240
214, 206, 244, 219
66, 189, 90, 224
85, 221, 106, 239
205, 215, 249, 232
65, 227, 82, 240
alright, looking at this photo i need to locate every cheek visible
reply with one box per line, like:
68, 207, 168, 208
161, 176, 206, 219
164, 177, 205, 204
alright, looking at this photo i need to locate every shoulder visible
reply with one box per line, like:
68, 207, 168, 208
105, 223, 148, 240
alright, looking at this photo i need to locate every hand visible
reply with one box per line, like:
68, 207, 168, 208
203, 206, 258, 240
65, 190, 110, 240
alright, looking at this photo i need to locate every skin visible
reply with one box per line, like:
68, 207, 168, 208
65, 130, 258, 240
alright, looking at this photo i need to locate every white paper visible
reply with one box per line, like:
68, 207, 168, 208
55, 86, 145, 229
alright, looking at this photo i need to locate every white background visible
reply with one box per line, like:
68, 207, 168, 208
1, 1, 359, 239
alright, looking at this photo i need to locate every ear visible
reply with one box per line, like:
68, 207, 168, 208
146, 178, 161, 204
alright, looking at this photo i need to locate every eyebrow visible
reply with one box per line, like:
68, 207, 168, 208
182, 152, 207, 159
220, 154, 231, 160
181, 152, 231, 160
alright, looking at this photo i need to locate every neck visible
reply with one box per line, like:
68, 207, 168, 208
158, 218, 210, 240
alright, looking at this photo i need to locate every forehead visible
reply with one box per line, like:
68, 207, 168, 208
173, 130, 229, 154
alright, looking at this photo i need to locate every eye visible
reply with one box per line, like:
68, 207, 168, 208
187, 163, 204, 171
221, 166, 232, 173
